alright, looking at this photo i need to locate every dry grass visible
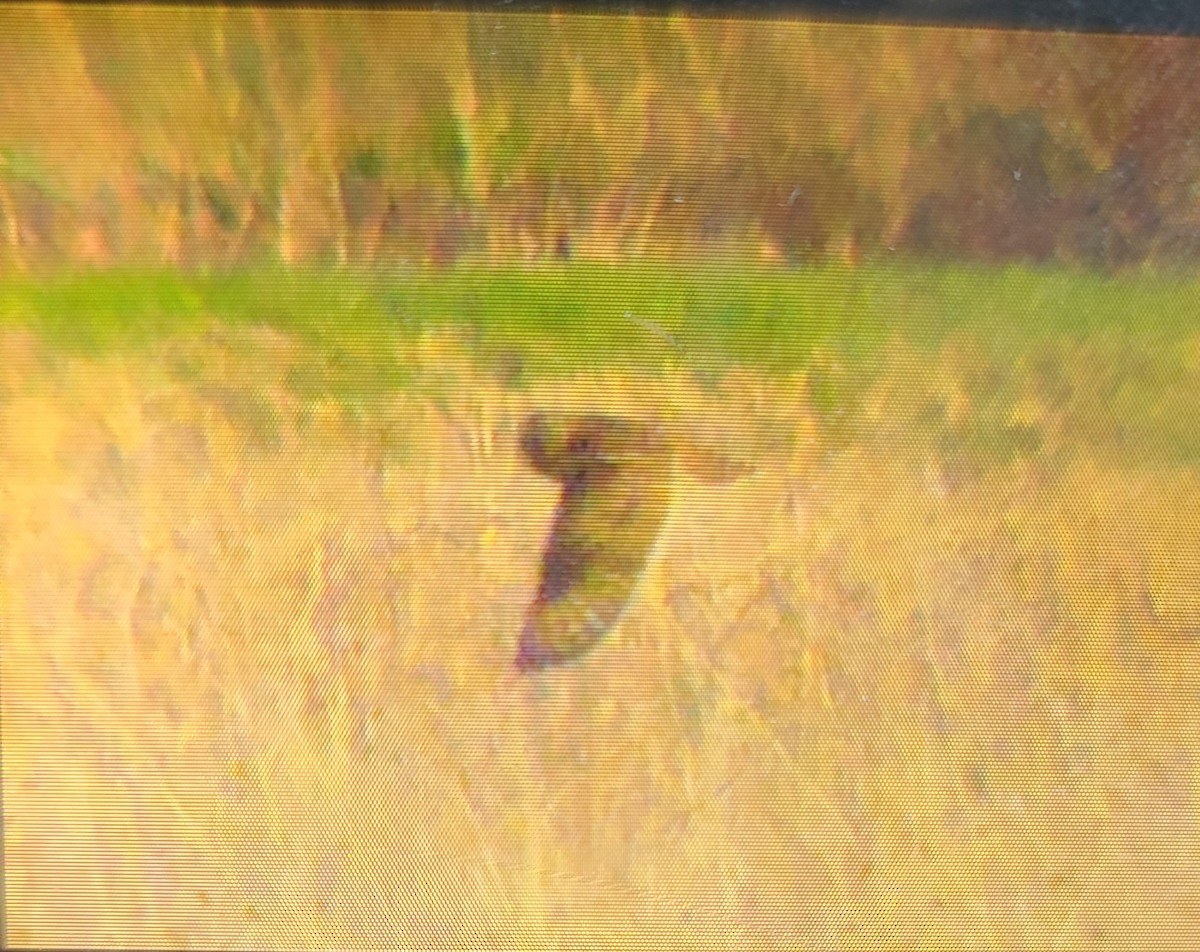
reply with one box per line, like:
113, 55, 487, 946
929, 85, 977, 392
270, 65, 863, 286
3, 323, 1200, 950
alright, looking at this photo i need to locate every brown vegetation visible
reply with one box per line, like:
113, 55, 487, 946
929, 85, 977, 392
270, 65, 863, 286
3, 325, 1199, 947
1, 9, 1198, 272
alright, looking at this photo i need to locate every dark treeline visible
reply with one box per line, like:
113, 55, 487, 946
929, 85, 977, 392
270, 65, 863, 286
1, 8, 1198, 272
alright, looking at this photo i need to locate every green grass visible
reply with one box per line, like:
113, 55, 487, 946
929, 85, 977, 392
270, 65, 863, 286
883, 261, 1200, 350
0, 270, 210, 354
2, 260, 1196, 389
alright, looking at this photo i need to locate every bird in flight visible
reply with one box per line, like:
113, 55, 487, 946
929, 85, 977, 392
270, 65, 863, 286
515, 410, 757, 671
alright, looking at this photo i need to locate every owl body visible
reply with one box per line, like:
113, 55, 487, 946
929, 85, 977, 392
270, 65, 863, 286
517, 412, 730, 669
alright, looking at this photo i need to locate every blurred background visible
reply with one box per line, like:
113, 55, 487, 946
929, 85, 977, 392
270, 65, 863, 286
1, 7, 1199, 273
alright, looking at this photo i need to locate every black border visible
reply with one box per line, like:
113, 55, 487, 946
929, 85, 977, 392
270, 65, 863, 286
228, 0, 1200, 37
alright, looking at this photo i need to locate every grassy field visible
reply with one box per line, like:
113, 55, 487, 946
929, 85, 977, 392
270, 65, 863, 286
3, 264, 1200, 949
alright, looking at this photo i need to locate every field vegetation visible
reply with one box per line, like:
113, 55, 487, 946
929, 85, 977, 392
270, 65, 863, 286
3, 264, 1200, 948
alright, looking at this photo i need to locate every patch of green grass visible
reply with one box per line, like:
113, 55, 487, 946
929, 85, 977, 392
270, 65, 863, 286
3, 261, 1197, 407
0, 269, 210, 353
870, 260, 1200, 356
312, 260, 904, 389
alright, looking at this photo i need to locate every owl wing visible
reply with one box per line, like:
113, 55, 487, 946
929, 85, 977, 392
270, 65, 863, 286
517, 424, 673, 670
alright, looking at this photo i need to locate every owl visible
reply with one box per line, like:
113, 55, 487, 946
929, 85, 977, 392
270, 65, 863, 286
515, 411, 757, 670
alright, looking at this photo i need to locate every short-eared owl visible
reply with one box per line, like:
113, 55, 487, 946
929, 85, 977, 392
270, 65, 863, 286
516, 411, 756, 670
